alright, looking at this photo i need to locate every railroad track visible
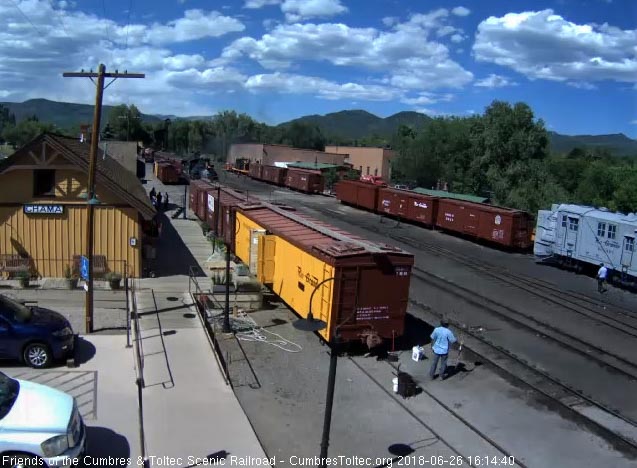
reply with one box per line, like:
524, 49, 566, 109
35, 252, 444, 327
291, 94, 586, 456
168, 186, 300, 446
389, 233, 637, 339
347, 356, 527, 467
403, 299, 637, 457
221, 176, 637, 455
411, 267, 637, 380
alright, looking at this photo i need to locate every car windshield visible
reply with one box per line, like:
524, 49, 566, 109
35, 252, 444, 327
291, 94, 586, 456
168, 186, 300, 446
0, 373, 19, 420
0, 295, 32, 323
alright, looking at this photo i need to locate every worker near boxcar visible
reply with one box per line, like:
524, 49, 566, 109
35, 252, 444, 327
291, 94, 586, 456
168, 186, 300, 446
149, 187, 156, 200
429, 318, 457, 380
597, 263, 608, 293
156, 192, 163, 210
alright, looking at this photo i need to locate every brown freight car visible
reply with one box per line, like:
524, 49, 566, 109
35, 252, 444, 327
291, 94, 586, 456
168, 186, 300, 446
189, 180, 215, 220
261, 165, 288, 186
435, 198, 533, 249
285, 169, 325, 194
232, 201, 414, 345
334, 180, 380, 211
377, 187, 438, 226
156, 163, 180, 184
249, 163, 264, 180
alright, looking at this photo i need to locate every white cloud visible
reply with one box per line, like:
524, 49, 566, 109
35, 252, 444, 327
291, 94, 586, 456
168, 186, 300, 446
474, 74, 517, 88
0, 90, 11, 98
141, 10, 245, 45
244, 73, 399, 100
244, 0, 280, 8
244, 0, 346, 21
630, 120, 637, 125
166, 67, 247, 89
566, 81, 597, 90
281, 0, 348, 22
450, 33, 464, 43
262, 18, 281, 30
382, 16, 399, 27
401, 92, 454, 105
0, 1, 248, 116
451, 7, 470, 17
217, 17, 473, 90
473, 10, 637, 83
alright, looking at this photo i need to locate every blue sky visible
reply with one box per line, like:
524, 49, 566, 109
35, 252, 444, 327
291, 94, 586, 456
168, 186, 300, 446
0, 0, 635, 137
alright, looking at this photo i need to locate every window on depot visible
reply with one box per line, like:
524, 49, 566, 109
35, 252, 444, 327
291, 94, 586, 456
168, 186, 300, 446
366, 166, 370, 175
33, 170, 56, 197
625, 237, 635, 252
608, 224, 617, 240
374, 168, 378, 176
561, 215, 567, 227
597, 222, 606, 237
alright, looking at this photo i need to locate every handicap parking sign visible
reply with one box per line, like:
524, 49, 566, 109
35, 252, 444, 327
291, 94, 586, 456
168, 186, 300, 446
80, 256, 89, 280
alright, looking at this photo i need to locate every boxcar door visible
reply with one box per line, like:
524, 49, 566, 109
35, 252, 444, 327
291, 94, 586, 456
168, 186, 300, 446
563, 215, 580, 253
621, 236, 635, 269
249, 229, 266, 273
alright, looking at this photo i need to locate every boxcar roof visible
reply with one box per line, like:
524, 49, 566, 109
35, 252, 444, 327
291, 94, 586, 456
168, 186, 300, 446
412, 187, 489, 204
555, 204, 637, 223
438, 197, 527, 215
237, 204, 411, 259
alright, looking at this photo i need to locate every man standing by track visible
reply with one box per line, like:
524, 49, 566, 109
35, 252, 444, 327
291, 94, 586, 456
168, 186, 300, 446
597, 263, 608, 293
429, 318, 457, 380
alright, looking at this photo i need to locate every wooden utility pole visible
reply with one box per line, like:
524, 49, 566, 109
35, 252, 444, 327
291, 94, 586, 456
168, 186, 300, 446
63, 64, 145, 333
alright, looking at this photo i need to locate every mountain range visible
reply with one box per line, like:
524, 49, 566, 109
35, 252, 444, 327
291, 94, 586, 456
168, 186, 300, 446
2, 99, 636, 157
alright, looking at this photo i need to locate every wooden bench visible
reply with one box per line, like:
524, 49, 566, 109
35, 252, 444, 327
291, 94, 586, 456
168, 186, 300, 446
0, 254, 31, 276
73, 255, 107, 277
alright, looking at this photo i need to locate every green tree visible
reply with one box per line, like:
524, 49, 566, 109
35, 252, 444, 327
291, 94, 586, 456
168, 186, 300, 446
0, 105, 16, 143
106, 104, 148, 142
1, 119, 54, 148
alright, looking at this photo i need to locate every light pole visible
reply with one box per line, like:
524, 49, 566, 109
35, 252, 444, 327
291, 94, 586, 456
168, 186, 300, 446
293, 277, 339, 468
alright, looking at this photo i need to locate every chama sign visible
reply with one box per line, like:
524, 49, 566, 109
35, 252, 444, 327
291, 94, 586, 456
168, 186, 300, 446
23, 205, 64, 215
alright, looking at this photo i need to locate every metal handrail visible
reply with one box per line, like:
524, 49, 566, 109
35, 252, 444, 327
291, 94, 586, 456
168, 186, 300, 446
129, 277, 149, 467
188, 266, 230, 385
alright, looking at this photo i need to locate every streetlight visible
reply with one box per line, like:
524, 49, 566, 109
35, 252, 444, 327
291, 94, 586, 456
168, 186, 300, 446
293, 277, 340, 468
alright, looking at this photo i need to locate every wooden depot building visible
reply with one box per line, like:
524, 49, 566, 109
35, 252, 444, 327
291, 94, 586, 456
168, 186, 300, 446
0, 133, 156, 278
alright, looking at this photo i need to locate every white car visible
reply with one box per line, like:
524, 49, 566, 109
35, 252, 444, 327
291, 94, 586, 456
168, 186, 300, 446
0, 372, 86, 467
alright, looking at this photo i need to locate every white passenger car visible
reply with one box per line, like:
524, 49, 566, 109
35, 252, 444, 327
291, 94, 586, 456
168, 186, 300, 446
0, 372, 86, 467
534, 204, 637, 282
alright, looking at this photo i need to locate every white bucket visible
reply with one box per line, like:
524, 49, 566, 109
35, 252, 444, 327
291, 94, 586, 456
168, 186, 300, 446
392, 377, 398, 393
412, 346, 425, 362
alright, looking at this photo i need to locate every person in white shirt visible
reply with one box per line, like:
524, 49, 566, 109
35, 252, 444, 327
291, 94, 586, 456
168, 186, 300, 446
597, 263, 608, 293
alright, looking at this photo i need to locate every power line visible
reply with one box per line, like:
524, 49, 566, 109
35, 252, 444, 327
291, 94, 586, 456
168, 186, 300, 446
7, 0, 43, 36
124, 0, 134, 52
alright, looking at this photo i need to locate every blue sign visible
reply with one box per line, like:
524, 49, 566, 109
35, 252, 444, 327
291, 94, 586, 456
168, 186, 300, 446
80, 256, 89, 281
23, 205, 64, 215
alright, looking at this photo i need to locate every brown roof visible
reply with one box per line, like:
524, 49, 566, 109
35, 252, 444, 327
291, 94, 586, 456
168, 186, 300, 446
237, 203, 411, 259
2, 133, 155, 220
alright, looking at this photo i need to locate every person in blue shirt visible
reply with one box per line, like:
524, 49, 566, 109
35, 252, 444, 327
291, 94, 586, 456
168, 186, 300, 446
429, 318, 457, 380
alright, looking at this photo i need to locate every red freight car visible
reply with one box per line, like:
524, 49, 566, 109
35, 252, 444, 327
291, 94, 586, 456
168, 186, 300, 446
334, 180, 380, 211
205, 186, 252, 236
377, 188, 438, 226
261, 165, 288, 186
156, 163, 180, 184
189, 180, 215, 221
435, 199, 533, 249
249, 163, 264, 180
285, 169, 325, 194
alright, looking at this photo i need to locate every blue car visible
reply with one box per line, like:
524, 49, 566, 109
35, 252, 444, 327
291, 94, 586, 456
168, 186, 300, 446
0, 295, 75, 368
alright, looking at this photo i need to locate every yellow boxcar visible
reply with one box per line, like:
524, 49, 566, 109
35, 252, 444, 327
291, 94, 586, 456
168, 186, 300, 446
233, 205, 413, 346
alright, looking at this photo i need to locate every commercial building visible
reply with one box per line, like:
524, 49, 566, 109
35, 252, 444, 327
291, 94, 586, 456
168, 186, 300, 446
228, 143, 346, 167
325, 146, 396, 181
0, 133, 155, 278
